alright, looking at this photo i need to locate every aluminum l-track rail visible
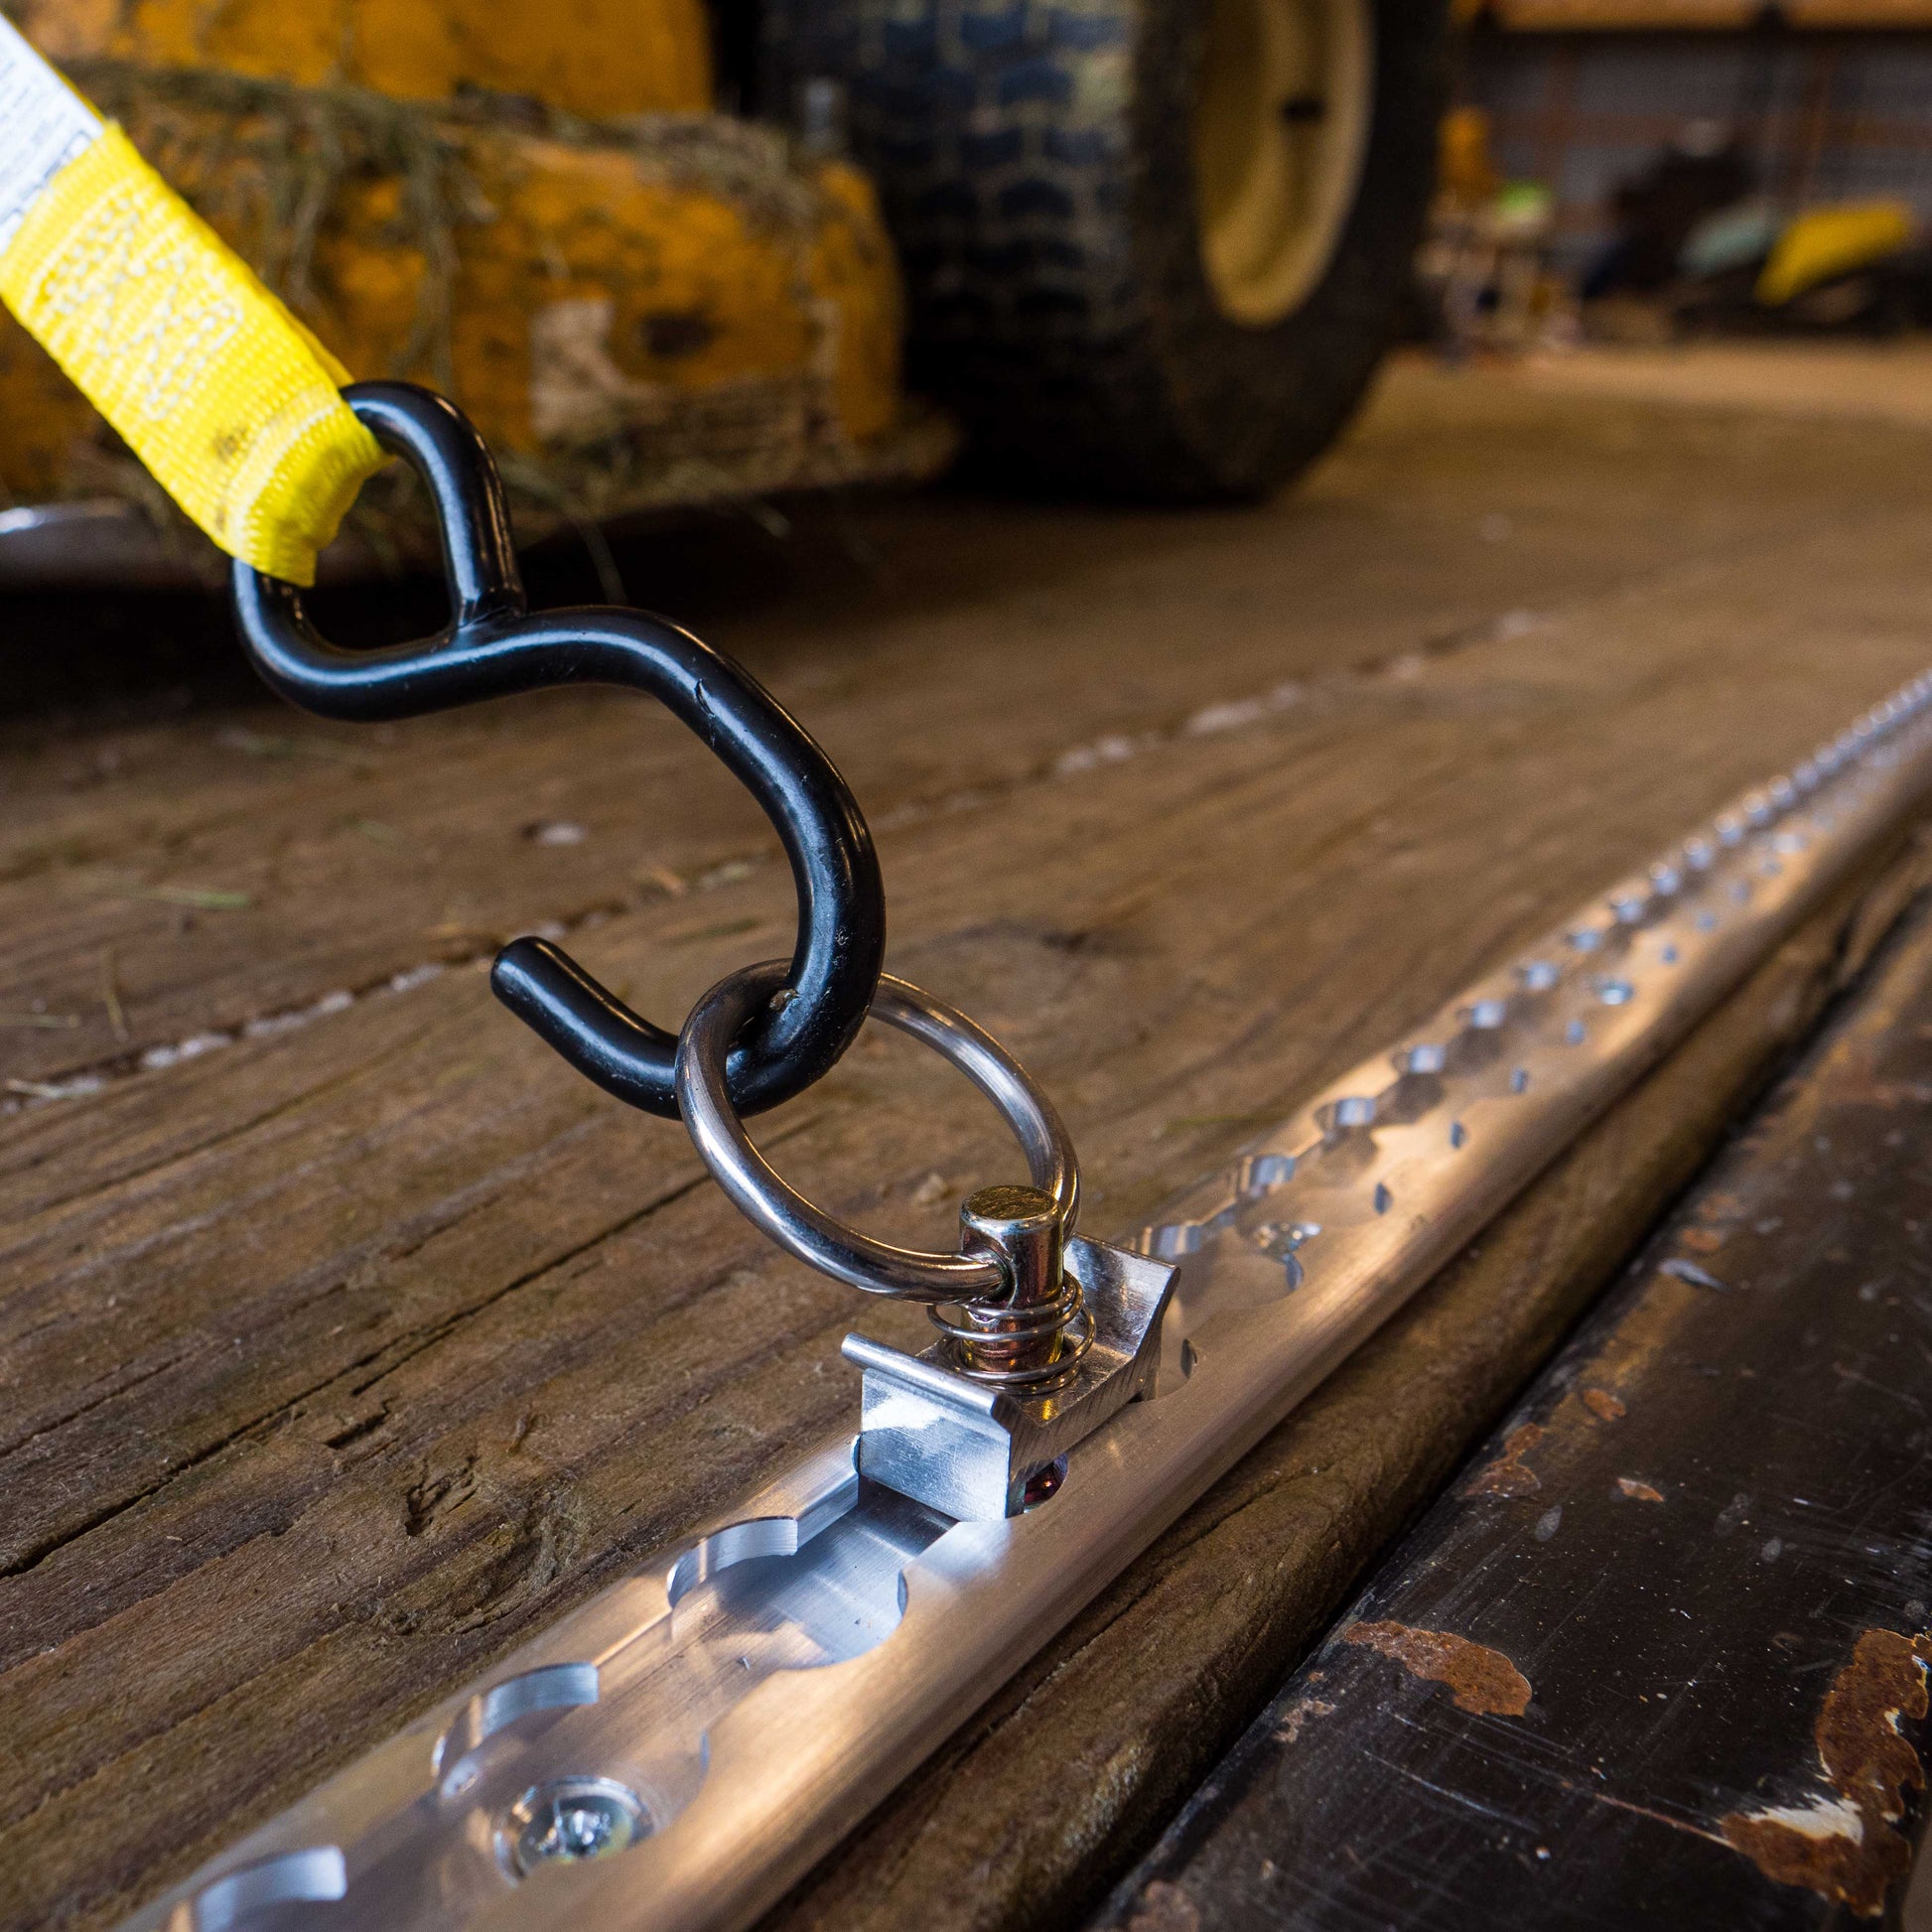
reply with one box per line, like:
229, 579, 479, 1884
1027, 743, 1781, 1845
129, 674, 1932, 1932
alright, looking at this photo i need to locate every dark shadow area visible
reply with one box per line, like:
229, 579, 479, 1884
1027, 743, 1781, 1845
0, 504, 813, 725
0, 476, 1237, 731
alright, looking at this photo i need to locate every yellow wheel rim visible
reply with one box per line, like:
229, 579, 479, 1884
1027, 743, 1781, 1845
1192, 0, 1373, 328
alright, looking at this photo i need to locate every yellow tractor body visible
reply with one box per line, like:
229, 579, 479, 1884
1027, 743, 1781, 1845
0, 0, 1448, 580
0, 0, 938, 573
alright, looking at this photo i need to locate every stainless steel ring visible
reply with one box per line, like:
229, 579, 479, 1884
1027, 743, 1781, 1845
674, 961, 1079, 1304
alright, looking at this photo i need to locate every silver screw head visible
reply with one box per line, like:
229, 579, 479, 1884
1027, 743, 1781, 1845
500, 1776, 648, 1878
960, 1180, 1058, 1235
959, 1184, 1062, 1304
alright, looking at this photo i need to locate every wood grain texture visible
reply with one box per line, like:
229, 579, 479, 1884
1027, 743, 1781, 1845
4, 362, 1932, 1931
1080, 881, 1932, 1932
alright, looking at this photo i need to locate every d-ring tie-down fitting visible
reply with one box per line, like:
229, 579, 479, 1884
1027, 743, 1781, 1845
673, 960, 1092, 1386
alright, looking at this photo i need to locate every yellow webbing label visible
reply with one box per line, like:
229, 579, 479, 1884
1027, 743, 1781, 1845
0, 122, 385, 584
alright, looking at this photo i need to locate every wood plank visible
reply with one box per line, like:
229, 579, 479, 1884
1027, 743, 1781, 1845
4, 364, 1932, 1931
1489, 1, 1759, 28
1083, 876, 1932, 1932
6, 362, 1931, 1089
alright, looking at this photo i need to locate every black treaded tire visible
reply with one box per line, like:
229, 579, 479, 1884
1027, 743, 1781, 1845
769, 0, 1447, 499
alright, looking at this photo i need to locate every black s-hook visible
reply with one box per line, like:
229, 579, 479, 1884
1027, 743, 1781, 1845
229, 382, 886, 1119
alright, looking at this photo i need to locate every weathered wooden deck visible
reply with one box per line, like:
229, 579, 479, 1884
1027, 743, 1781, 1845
1092, 877, 1932, 1932
6, 358, 1932, 1932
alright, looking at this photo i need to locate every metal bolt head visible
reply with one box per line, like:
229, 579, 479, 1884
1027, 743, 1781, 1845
500, 1776, 648, 1878
961, 1182, 1057, 1245
960, 1185, 1063, 1309
957, 1184, 1067, 1377
1021, 1457, 1066, 1508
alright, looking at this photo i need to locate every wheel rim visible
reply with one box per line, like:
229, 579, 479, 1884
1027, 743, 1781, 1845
1191, 0, 1374, 329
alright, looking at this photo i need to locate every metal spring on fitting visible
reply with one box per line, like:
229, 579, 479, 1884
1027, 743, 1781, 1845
927, 1288, 1093, 1389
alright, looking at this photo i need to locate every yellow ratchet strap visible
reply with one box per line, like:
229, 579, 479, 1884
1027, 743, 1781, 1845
0, 19, 384, 584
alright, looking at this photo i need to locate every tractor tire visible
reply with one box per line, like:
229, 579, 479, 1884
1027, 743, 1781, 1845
769, 0, 1448, 499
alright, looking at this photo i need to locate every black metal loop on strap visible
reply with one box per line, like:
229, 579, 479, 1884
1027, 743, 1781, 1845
228, 381, 886, 1119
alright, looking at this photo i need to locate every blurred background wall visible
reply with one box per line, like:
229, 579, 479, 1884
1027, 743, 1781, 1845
1461, 22, 1932, 275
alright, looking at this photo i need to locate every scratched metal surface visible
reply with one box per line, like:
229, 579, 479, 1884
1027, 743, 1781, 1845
1089, 897, 1932, 1931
